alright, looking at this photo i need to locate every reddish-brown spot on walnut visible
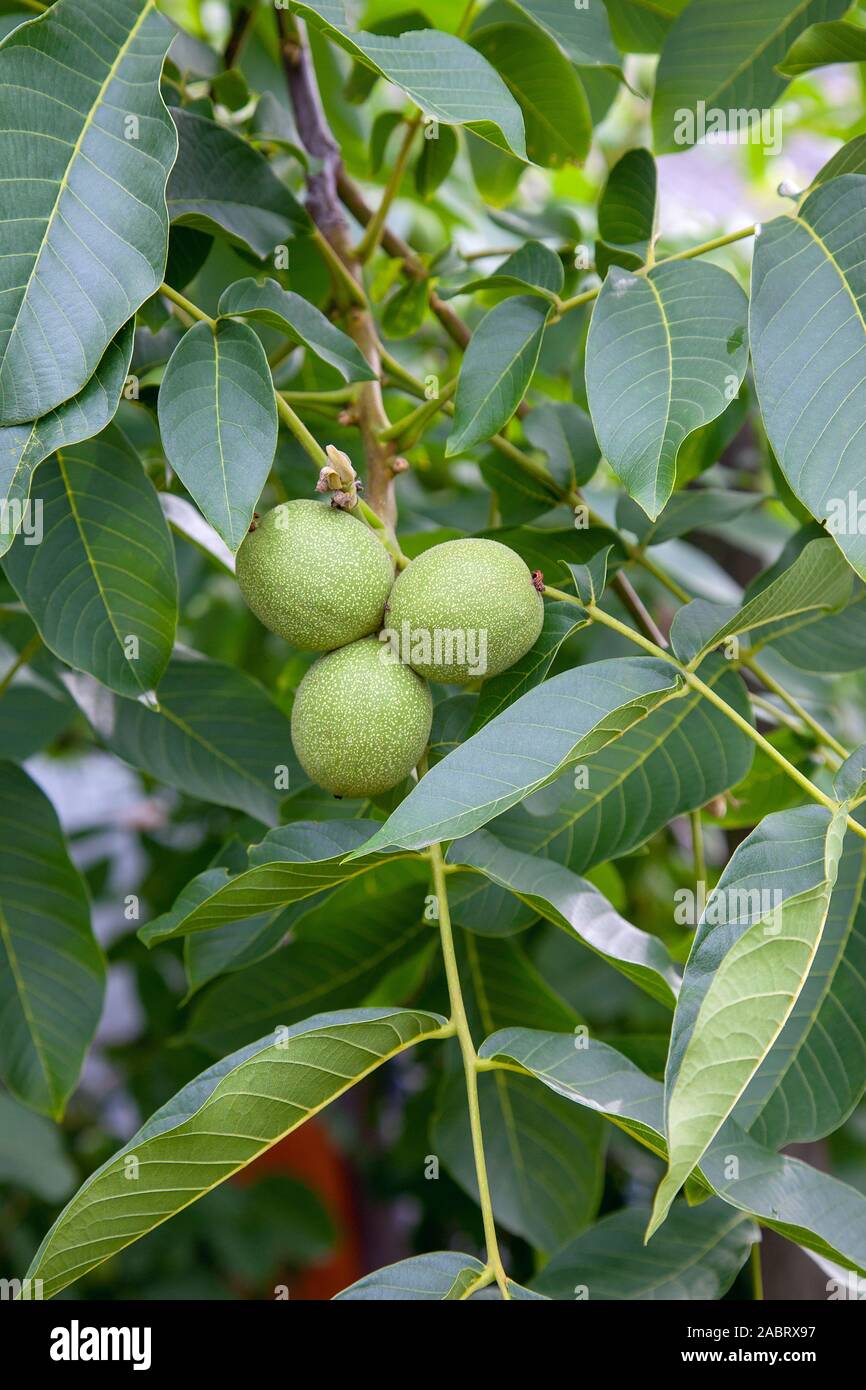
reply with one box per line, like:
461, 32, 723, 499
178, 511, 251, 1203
531, 570, 544, 594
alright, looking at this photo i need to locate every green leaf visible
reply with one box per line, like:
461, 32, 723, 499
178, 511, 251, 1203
471, 23, 591, 169
733, 811, 866, 1149
158, 319, 278, 551
750, 174, 866, 580
447, 296, 552, 455
4, 430, 177, 698
139, 820, 411, 947
211, 66, 249, 113
65, 650, 302, 824
596, 147, 657, 276
0, 1093, 76, 1202
522, 401, 599, 492
480, 449, 560, 524
167, 22, 220, 79
439, 240, 564, 302
598, 146, 657, 246
251, 90, 307, 164
466, 131, 525, 205
448, 872, 537, 939
434, 1063, 604, 1250
0, 659, 74, 761
468, 601, 587, 732
290, 3, 527, 158
813, 134, 866, 185
493, 659, 753, 875
482, 1027, 672, 1158
335, 1251, 486, 1300
605, 0, 684, 54
414, 123, 459, 197
448, 829, 680, 1006
179, 839, 294, 992
0, 322, 134, 558
381, 277, 429, 338
183, 864, 432, 1054
616, 488, 760, 547
652, 0, 847, 153
669, 536, 852, 666
586, 261, 749, 518
0, 14, 25, 43
482, 523, 626, 582
370, 109, 404, 175
0, 762, 104, 1119
705, 727, 818, 829
479, 1027, 866, 1272
159, 492, 235, 574
836, 745, 866, 804
0, 0, 176, 423
649, 804, 848, 1238
777, 18, 866, 76
351, 656, 684, 853
506, 0, 621, 68
564, 551, 612, 607
758, 529, 866, 672
167, 108, 309, 258
673, 387, 749, 489
343, 11, 432, 104
25, 1006, 447, 1298
217, 278, 375, 383
534, 1201, 757, 1300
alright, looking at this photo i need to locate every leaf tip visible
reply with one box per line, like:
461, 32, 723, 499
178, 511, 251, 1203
646, 1170, 680, 1242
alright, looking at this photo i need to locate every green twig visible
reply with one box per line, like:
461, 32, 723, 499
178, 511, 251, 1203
743, 653, 849, 763
751, 1242, 764, 1300
630, 548, 691, 604
542, 585, 866, 841
456, 0, 479, 37
690, 809, 706, 886
379, 378, 458, 444
356, 498, 409, 569
356, 114, 422, 264
160, 282, 216, 328
459, 1265, 496, 1299
275, 394, 330, 468
429, 840, 510, 1299
557, 225, 757, 315
0, 633, 43, 698
311, 226, 367, 308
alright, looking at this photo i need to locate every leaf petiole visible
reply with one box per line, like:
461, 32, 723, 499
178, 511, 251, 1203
429, 840, 511, 1299
543, 585, 866, 842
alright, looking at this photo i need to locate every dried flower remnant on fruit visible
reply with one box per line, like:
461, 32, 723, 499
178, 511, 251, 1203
316, 445, 360, 509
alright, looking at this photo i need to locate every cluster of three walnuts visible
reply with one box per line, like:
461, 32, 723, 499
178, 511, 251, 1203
237, 500, 544, 798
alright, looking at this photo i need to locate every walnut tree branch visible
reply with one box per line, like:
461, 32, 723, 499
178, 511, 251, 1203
224, 6, 254, 69
337, 169, 471, 350
275, 10, 399, 528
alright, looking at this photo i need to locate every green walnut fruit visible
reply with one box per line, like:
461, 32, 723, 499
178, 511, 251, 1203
384, 538, 543, 684
235, 499, 393, 651
291, 637, 433, 797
